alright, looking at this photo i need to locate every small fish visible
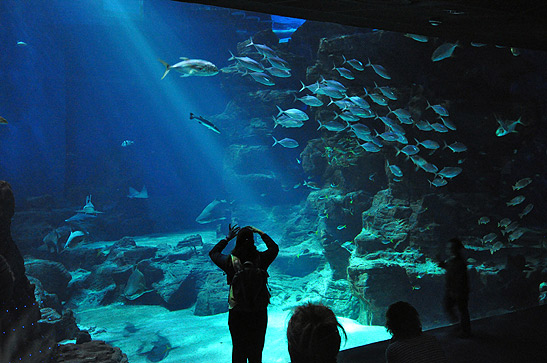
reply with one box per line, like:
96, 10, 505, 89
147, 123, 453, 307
337, 225, 347, 230
519, 203, 534, 219
430, 123, 449, 133
294, 95, 323, 107
426, 101, 449, 117
374, 83, 397, 100
228, 51, 264, 72
343, 55, 364, 71
504, 221, 519, 235
429, 177, 447, 187
272, 136, 299, 148
246, 38, 278, 59
121, 140, 134, 147
415, 139, 440, 150
405, 33, 429, 42
190, 113, 221, 134
443, 141, 467, 153
482, 232, 497, 244
441, 117, 457, 131
512, 178, 532, 190
506, 195, 525, 206
16, 41, 27, 47
369, 172, 376, 181
396, 145, 420, 157
510, 48, 521, 56
498, 218, 512, 228
508, 228, 525, 242
158, 57, 219, 79
249, 72, 275, 86
276, 106, 309, 121
478, 216, 490, 225
437, 167, 462, 179
415, 120, 433, 131
495, 116, 524, 137
365, 59, 391, 79
0, 116, 8, 125
317, 119, 347, 132
388, 162, 403, 178
303, 180, 321, 190
265, 67, 291, 78
420, 163, 438, 174
333, 65, 355, 80
489, 241, 504, 254
431, 42, 459, 62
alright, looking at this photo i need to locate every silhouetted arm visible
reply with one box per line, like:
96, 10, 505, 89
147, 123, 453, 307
209, 238, 230, 270
257, 232, 279, 266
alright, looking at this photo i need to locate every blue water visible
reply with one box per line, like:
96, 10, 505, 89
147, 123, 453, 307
1, 0, 303, 229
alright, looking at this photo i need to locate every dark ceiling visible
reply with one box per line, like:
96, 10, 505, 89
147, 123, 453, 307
177, 0, 547, 51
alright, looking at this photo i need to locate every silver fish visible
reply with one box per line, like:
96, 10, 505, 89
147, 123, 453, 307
437, 167, 462, 179
427, 101, 449, 117
431, 42, 459, 62
249, 72, 275, 86
478, 216, 490, 225
512, 177, 532, 190
365, 59, 391, 79
159, 57, 218, 79
519, 203, 534, 219
276, 106, 309, 121
295, 95, 323, 107
190, 113, 221, 134
343, 55, 364, 71
506, 195, 525, 206
444, 141, 467, 152
272, 136, 299, 148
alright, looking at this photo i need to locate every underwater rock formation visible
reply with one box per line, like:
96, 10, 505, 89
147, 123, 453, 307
0, 180, 53, 362
53, 340, 128, 363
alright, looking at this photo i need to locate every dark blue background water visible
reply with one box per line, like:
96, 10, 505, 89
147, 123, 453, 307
0, 0, 287, 230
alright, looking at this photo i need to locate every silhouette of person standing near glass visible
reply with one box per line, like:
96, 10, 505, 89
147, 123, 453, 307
437, 238, 471, 337
209, 224, 279, 363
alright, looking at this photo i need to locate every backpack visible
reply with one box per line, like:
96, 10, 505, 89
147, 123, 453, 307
229, 255, 271, 311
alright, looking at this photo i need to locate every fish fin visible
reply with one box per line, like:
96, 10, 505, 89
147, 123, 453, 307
179, 57, 189, 60
272, 136, 278, 147
158, 59, 170, 79
189, 113, 195, 119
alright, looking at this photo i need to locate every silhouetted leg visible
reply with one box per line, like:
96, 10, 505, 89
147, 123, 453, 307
229, 310, 248, 363
247, 310, 267, 363
457, 297, 471, 336
443, 294, 458, 323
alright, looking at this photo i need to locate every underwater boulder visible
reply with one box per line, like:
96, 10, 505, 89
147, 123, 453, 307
38, 307, 80, 343
25, 259, 72, 299
347, 260, 413, 325
194, 273, 229, 316
274, 250, 324, 278
53, 340, 128, 363
176, 234, 203, 249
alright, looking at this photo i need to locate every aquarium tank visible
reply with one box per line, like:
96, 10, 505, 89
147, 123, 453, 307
1, 0, 546, 362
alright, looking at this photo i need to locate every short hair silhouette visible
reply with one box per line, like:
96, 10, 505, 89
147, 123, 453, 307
385, 301, 422, 339
231, 226, 258, 262
287, 303, 346, 363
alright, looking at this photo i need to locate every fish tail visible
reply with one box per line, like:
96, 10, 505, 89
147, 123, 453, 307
317, 119, 323, 130
395, 147, 401, 156
365, 58, 371, 67
189, 113, 195, 119
272, 116, 279, 128
158, 59, 170, 79
299, 81, 307, 92
228, 50, 236, 61
342, 54, 347, 64
426, 100, 432, 109
272, 136, 278, 147
276, 105, 283, 117
442, 140, 448, 150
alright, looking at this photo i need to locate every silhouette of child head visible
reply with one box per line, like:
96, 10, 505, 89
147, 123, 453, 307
287, 303, 346, 363
385, 301, 422, 340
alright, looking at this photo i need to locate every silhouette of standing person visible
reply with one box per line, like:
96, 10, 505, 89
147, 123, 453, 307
437, 238, 471, 337
209, 224, 279, 363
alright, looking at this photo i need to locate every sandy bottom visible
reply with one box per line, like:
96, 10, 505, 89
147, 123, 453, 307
73, 304, 391, 363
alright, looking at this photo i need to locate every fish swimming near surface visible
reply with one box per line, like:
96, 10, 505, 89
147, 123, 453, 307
137, 332, 176, 362
0, 116, 8, 124
128, 186, 148, 199
195, 199, 231, 224
158, 57, 218, 79
189, 113, 221, 134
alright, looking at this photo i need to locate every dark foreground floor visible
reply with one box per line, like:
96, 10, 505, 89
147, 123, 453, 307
338, 304, 547, 363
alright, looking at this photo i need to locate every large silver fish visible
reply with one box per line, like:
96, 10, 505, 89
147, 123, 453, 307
159, 57, 218, 79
